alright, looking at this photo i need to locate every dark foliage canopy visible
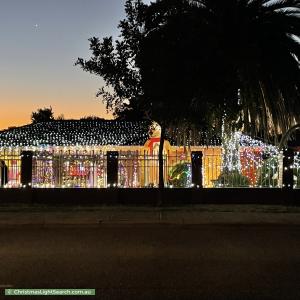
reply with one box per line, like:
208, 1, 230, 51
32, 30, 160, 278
31, 107, 55, 124
76, 0, 145, 119
189, 0, 300, 138
77, 0, 300, 141
76, 0, 222, 144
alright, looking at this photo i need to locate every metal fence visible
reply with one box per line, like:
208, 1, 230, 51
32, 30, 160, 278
0, 150, 300, 188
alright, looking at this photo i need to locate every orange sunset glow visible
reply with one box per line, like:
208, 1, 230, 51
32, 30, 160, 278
0, 74, 112, 130
0, 0, 124, 130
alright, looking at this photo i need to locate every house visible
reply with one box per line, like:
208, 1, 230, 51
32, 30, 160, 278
1, 119, 295, 188
0, 120, 224, 188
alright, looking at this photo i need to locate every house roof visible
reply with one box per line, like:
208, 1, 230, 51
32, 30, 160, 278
0, 119, 278, 150
0, 120, 151, 148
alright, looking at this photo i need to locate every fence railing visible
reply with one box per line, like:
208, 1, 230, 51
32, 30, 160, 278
0, 150, 300, 188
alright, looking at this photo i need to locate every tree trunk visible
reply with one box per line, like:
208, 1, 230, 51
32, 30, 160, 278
158, 124, 165, 189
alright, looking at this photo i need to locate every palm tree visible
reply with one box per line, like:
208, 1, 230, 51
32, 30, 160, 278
188, 0, 300, 139
279, 123, 300, 149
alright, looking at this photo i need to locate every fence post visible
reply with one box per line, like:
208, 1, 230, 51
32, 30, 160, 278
107, 151, 119, 188
53, 155, 60, 187
21, 151, 33, 188
144, 150, 147, 187
282, 148, 294, 189
191, 151, 203, 188
0, 160, 8, 187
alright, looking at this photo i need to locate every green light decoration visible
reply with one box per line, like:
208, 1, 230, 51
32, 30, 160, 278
168, 163, 191, 188
214, 169, 250, 187
256, 156, 279, 187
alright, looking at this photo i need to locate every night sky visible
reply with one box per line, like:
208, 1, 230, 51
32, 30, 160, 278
0, 0, 149, 130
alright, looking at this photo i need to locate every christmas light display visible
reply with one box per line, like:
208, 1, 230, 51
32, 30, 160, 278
293, 153, 300, 188
0, 120, 151, 148
168, 163, 192, 188
0, 120, 299, 189
119, 162, 128, 187
97, 161, 105, 188
222, 132, 242, 172
256, 156, 279, 187
32, 158, 53, 187
132, 160, 139, 188
218, 132, 284, 187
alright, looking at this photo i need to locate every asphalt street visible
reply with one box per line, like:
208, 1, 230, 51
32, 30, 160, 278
0, 224, 300, 300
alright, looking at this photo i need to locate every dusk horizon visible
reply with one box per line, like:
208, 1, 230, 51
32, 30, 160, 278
0, 0, 140, 130
0, 1, 299, 299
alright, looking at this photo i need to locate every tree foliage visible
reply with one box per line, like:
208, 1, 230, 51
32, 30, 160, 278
138, 0, 221, 134
31, 107, 54, 124
76, 0, 217, 134
76, 0, 146, 118
189, 0, 300, 138
77, 0, 300, 140
215, 169, 250, 187
76, 0, 213, 188
168, 162, 191, 187
76, 0, 300, 187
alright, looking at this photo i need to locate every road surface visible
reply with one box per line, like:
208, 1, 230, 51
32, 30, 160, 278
0, 224, 300, 299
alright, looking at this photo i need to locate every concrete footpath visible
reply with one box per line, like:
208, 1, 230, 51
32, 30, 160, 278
0, 204, 300, 226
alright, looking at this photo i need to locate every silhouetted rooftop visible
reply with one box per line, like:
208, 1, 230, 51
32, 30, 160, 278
0, 120, 151, 147
0, 119, 225, 148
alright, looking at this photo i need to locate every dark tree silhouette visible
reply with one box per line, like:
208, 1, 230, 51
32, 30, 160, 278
188, 0, 300, 139
31, 107, 54, 124
76, 0, 217, 189
76, 0, 300, 189
76, 0, 146, 118
137, 0, 221, 188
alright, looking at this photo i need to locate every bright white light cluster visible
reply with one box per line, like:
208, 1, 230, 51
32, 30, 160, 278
221, 132, 282, 187
239, 134, 279, 156
0, 120, 151, 147
222, 131, 242, 172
